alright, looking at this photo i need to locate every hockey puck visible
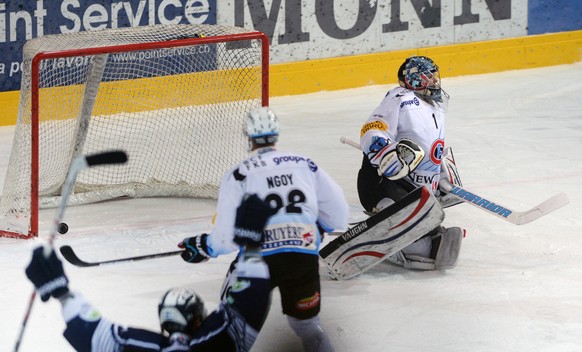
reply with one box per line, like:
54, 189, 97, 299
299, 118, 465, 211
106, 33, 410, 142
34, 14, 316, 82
57, 222, 69, 234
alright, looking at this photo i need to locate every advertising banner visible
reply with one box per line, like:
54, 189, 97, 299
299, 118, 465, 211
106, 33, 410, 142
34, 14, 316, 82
0, 0, 217, 92
217, 0, 528, 64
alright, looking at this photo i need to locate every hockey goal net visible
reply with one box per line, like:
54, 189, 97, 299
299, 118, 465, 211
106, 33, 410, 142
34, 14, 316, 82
0, 24, 269, 239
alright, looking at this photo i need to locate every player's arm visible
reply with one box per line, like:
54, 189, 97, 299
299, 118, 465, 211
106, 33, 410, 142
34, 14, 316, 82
221, 194, 272, 336
25, 247, 171, 352
179, 169, 243, 263
314, 166, 349, 234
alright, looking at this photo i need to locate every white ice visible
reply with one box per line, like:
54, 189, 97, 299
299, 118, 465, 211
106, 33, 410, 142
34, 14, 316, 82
1, 63, 581, 352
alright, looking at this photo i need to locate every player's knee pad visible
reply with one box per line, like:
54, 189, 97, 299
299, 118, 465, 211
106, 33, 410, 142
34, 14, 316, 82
371, 197, 395, 213
387, 226, 463, 270
432, 226, 464, 270
386, 250, 436, 270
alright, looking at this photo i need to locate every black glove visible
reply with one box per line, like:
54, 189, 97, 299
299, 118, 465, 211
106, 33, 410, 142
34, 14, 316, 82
178, 234, 211, 263
233, 194, 276, 247
25, 246, 70, 302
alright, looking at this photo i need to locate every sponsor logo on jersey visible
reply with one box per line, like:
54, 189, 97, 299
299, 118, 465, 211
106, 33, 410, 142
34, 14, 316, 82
360, 120, 388, 137
296, 292, 320, 311
410, 173, 439, 192
262, 225, 305, 248
430, 139, 445, 165
262, 224, 318, 251
272, 155, 318, 172
400, 97, 420, 109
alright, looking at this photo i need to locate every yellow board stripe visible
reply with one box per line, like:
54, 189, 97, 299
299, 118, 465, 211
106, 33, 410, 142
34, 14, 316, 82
1, 30, 581, 126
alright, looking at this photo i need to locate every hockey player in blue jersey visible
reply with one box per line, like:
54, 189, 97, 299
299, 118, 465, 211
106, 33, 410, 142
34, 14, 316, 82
179, 106, 349, 352
357, 55, 465, 270
25, 194, 274, 352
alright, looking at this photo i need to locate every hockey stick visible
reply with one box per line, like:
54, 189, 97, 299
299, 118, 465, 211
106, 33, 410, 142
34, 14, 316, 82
437, 181, 569, 225
339, 136, 569, 225
14, 150, 128, 352
59, 245, 183, 267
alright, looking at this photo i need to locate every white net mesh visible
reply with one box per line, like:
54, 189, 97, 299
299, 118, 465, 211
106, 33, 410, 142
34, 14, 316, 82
0, 24, 267, 237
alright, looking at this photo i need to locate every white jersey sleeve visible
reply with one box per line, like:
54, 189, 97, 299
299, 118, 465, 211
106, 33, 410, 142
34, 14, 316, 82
314, 166, 348, 232
206, 168, 246, 257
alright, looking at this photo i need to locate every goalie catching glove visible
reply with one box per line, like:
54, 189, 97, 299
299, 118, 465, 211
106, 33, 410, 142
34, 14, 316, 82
377, 138, 425, 180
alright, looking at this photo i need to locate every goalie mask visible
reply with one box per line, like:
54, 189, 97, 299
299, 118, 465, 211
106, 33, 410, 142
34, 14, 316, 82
398, 56, 448, 104
245, 107, 279, 148
158, 288, 207, 335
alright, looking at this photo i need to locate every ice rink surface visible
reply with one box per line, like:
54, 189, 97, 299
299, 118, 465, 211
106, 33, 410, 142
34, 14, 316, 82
1, 63, 581, 351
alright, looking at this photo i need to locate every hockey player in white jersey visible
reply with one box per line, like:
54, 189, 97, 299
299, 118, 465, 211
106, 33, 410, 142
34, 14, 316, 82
24, 194, 274, 351
357, 55, 464, 270
179, 106, 349, 352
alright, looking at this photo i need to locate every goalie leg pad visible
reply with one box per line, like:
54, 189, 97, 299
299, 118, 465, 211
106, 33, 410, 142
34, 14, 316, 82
319, 187, 444, 280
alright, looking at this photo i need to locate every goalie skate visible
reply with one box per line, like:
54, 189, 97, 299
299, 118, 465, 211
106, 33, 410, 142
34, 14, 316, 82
319, 187, 444, 280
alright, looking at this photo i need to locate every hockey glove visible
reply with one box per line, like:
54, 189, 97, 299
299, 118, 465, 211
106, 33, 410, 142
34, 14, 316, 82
378, 139, 425, 180
233, 194, 276, 248
25, 245, 70, 302
179, 234, 211, 263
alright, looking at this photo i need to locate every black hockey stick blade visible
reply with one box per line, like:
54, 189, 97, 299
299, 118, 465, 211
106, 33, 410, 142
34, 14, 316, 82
59, 245, 182, 267
85, 150, 128, 166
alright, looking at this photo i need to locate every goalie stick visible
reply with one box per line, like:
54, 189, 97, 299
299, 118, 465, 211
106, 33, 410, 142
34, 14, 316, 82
59, 245, 183, 267
14, 150, 128, 352
340, 136, 569, 225
438, 180, 569, 225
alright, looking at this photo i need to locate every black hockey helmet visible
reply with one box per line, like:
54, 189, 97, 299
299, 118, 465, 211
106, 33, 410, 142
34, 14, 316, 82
158, 288, 207, 335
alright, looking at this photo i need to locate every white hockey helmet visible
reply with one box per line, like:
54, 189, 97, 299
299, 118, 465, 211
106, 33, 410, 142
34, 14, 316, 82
158, 288, 207, 335
245, 106, 279, 145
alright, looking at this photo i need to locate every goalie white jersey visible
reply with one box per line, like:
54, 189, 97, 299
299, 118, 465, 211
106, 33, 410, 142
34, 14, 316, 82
207, 147, 349, 257
360, 87, 447, 193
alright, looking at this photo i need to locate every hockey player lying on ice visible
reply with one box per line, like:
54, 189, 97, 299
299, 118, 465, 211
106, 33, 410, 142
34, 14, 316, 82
356, 55, 465, 271
25, 194, 274, 352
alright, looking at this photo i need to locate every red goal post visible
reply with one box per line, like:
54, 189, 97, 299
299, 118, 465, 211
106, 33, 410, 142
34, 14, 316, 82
0, 24, 269, 239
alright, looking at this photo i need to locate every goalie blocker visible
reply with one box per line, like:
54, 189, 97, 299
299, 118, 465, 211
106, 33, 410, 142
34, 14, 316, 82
319, 187, 446, 280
